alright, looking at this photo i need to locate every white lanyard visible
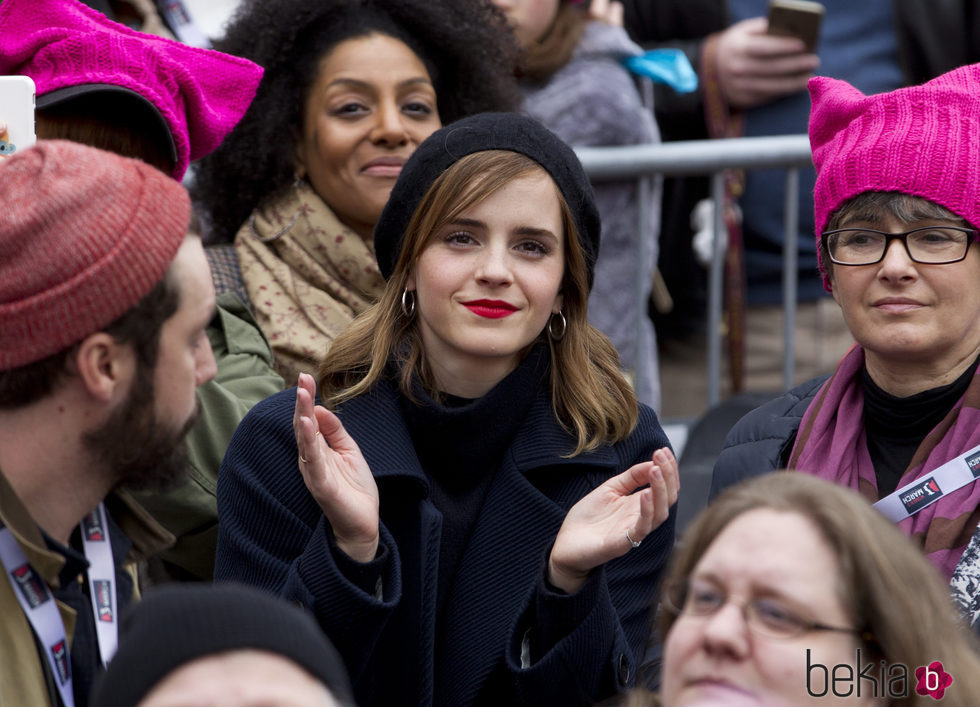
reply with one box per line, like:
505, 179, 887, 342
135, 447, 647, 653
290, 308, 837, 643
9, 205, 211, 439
873, 443, 980, 522
0, 502, 118, 707
80, 504, 118, 666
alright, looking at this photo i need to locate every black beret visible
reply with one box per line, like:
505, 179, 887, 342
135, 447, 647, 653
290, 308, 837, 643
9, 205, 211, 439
373, 112, 601, 289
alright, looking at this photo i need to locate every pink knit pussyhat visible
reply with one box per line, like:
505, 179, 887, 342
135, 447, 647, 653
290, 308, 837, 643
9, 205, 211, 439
0, 0, 263, 180
809, 63, 980, 292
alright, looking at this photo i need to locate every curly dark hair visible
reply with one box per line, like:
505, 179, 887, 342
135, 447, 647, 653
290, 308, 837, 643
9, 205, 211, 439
192, 0, 520, 243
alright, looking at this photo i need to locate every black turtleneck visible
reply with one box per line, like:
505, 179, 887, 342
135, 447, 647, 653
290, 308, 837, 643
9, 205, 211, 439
863, 356, 980, 497
399, 345, 550, 625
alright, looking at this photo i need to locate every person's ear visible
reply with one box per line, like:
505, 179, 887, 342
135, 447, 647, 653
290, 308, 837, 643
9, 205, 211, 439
293, 152, 307, 181
552, 291, 564, 314
73, 333, 134, 403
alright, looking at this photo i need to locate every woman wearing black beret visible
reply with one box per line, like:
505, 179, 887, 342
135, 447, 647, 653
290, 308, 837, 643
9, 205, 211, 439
215, 113, 678, 706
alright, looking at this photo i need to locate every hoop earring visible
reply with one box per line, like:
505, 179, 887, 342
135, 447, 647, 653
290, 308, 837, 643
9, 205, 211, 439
401, 288, 416, 318
548, 310, 566, 341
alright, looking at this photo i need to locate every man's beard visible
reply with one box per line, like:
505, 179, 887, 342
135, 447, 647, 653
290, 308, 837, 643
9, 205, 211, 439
83, 363, 199, 493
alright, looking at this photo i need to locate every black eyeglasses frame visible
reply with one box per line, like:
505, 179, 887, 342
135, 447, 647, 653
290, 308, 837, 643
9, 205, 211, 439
820, 226, 980, 266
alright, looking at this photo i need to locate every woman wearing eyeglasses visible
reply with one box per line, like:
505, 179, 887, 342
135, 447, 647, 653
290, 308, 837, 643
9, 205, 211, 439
626, 473, 980, 706
711, 63, 980, 598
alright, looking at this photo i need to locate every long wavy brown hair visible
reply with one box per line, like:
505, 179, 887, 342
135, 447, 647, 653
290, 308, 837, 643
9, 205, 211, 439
317, 149, 638, 455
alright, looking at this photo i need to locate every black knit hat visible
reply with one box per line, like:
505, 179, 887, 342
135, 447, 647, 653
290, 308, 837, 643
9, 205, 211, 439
373, 112, 601, 289
89, 584, 354, 706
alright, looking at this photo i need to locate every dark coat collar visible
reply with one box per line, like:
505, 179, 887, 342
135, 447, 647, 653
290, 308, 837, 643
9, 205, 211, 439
336, 377, 621, 493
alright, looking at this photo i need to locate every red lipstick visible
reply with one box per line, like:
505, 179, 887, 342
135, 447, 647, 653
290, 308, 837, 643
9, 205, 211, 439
463, 299, 518, 319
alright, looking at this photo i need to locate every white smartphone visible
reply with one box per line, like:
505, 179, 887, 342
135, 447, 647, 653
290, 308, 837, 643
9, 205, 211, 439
0, 75, 36, 158
767, 0, 825, 52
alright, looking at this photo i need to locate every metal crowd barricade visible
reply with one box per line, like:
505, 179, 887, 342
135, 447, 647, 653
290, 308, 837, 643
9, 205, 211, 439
575, 134, 813, 409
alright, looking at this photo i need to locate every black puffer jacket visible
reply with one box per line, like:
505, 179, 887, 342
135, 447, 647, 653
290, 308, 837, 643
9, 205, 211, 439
709, 375, 827, 499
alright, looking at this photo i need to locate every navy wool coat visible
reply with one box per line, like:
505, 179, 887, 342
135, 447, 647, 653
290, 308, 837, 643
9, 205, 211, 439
215, 378, 674, 706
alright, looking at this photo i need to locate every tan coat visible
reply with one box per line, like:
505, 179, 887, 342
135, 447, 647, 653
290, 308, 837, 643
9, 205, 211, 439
0, 472, 171, 705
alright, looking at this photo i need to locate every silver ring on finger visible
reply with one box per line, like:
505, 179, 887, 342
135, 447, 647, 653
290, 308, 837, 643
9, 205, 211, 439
626, 528, 642, 549
299, 454, 309, 464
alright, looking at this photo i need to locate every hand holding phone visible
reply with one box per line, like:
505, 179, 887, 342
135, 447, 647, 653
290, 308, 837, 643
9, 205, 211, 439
767, 0, 825, 53
715, 16, 820, 108
0, 75, 36, 157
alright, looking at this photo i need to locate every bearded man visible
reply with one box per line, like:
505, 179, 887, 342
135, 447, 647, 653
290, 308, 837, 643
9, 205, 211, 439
0, 140, 217, 706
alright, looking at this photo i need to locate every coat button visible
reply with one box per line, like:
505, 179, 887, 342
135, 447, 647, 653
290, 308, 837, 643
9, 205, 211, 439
617, 653, 631, 685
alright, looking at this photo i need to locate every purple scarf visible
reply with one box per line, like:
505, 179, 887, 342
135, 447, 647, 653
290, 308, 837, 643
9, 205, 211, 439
789, 345, 980, 579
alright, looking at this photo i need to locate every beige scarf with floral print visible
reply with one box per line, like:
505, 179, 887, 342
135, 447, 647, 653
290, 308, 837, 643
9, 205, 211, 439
236, 180, 386, 382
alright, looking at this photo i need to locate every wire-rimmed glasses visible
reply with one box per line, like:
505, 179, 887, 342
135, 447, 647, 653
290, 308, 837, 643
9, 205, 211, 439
661, 577, 871, 641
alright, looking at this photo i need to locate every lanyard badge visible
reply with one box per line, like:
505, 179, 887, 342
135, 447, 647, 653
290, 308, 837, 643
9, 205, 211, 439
0, 502, 119, 707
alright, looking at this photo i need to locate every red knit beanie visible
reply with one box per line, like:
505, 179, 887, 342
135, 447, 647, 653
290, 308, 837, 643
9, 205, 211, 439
0, 140, 189, 369
809, 63, 980, 292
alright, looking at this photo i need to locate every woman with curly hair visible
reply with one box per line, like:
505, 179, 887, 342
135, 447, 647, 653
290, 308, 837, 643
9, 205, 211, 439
193, 0, 520, 380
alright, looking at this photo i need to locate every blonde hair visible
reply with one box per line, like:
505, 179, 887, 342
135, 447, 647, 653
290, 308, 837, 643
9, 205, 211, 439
517, 2, 586, 83
627, 473, 980, 707
318, 149, 638, 455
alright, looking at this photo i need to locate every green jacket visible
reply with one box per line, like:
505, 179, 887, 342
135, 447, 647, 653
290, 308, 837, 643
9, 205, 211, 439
134, 293, 284, 580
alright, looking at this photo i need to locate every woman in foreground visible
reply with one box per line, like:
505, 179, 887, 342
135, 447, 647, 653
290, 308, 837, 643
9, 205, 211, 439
630, 473, 980, 706
216, 113, 678, 705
